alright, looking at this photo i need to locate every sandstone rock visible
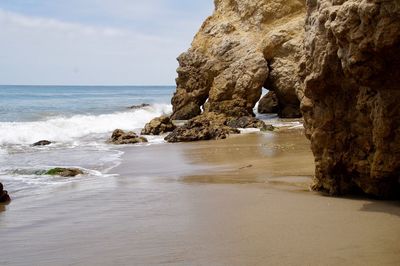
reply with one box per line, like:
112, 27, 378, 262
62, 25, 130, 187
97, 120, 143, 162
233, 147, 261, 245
0, 182, 10, 203
258, 91, 279, 114
300, 0, 400, 198
46, 168, 84, 177
165, 112, 240, 143
109, 129, 148, 145
141, 116, 176, 135
170, 0, 305, 120
32, 140, 52, 146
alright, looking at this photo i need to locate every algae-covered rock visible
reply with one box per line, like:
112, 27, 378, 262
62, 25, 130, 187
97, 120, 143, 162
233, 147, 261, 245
46, 168, 84, 177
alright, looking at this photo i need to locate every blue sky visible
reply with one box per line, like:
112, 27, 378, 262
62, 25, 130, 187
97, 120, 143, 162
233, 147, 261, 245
0, 1, 214, 85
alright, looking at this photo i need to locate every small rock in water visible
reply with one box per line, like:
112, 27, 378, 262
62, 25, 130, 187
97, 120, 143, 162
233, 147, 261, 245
32, 140, 52, 146
108, 129, 148, 145
127, 103, 150, 110
0, 182, 11, 203
46, 168, 84, 177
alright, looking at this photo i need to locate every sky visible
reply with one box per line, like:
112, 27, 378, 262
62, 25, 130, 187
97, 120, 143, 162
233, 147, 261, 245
0, 1, 214, 85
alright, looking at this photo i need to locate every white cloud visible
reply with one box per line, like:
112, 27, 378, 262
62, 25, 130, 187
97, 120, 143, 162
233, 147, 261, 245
0, 8, 164, 39
0, 1, 214, 85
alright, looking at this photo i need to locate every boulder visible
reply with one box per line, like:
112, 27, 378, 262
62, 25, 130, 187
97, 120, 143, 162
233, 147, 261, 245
45, 168, 84, 177
32, 140, 52, 146
299, 0, 400, 198
109, 129, 148, 145
170, 0, 305, 120
258, 91, 279, 114
141, 116, 176, 135
0, 182, 11, 203
165, 112, 240, 143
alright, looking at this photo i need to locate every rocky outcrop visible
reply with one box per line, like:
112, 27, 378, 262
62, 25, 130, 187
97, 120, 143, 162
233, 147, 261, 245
170, 0, 306, 120
300, 0, 400, 198
165, 112, 240, 142
46, 168, 84, 177
257, 91, 279, 114
108, 129, 148, 145
141, 116, 176, 135
0, 182, 10, 203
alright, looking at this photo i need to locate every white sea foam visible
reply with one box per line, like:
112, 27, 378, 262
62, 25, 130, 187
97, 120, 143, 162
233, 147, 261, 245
0, 104, 172, 145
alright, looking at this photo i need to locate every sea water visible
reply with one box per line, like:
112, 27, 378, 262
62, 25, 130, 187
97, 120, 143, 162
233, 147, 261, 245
0, 85, 174, 195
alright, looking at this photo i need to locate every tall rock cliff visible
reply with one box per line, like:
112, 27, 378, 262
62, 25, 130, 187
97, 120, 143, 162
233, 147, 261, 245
300, 0, 400, 198
171, 0, 306, 120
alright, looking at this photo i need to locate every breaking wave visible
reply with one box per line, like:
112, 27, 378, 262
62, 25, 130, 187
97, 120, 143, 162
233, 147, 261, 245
0, 103, 172, 145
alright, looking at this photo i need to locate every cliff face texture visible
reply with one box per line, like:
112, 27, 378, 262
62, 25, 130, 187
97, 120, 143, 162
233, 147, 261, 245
171, 0, 306, 120
300, 0, 400, 198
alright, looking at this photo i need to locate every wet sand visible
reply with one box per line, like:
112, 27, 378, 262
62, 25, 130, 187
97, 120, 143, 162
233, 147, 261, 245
1, 130, 399, 265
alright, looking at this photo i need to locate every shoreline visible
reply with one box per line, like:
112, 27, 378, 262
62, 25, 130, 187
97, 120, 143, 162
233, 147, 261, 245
0, 130, 399, 265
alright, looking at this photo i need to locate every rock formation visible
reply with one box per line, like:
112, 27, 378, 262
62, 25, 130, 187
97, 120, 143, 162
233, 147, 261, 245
0, 182, 10, 203
300, 0, 400, 198
165, 112, 240, 142
108, 129, 148, 145
257, 91, 279, 114
141, 116, 176, 135
170, 0, 306, 120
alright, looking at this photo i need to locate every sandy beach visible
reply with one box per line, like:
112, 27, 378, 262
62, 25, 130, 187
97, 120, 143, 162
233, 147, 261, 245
1, 130, 399, 266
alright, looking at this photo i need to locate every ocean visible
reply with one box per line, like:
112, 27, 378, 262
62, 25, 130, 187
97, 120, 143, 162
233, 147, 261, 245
0, 85, 175, 196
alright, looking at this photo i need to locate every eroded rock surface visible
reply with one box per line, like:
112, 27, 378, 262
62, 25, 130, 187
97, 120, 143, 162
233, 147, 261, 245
257, 91, 279, 114
170, 0, 306, 120
109, 129, 148, 145
141, 116, 176, 135
300, 0, 400, 198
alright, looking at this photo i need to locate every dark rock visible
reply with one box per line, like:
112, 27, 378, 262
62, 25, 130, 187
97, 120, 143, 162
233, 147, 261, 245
0, 182, 11, 203
279, 105, 302, 119
127, 103, 150, 110
258, 91, 279, 114
226, 116, 268, 129
165, 112, 240, 143
109, 129, 148, 145
46, 168, 84, 177
141, 116, 176, 135
32, 140, 52, 146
